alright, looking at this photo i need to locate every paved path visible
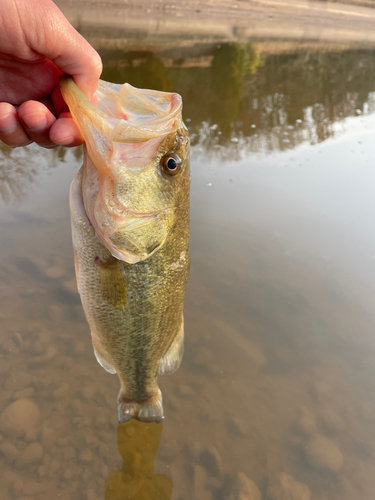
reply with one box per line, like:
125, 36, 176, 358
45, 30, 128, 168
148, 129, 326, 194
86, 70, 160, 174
56, 0, 375, 46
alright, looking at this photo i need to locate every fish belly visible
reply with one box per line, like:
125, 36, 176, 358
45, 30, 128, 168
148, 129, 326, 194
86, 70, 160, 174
70, 167, 189, 422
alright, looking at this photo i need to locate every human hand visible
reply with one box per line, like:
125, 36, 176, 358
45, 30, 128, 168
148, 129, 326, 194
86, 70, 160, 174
0, 0, 102, 148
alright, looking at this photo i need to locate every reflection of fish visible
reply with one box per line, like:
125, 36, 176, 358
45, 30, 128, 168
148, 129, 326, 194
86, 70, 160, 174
60, 76, 190, 423
106, 421, 172, 499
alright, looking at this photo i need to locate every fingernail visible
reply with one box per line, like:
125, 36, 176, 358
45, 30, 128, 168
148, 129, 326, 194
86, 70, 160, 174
0, 112, 18, 134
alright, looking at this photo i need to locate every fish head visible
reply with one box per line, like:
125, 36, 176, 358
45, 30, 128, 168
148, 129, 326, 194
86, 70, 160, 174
61, 77, 190, 263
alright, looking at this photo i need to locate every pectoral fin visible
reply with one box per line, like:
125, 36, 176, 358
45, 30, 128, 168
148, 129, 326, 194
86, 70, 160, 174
158, 317, 184, 375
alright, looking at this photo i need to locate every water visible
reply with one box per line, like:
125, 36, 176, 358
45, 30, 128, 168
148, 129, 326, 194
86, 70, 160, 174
2, 10, 375, 500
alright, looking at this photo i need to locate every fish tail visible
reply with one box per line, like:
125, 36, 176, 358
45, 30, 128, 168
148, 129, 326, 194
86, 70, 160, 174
117, 388, 164, 423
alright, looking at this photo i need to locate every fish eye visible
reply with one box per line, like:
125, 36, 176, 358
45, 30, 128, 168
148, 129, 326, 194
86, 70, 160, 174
162, 153, 182, 176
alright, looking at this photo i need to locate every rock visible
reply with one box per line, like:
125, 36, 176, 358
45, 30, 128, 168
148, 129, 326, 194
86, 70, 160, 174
305, 435, 343, 472
53, 383, 70, 399
79, 449, 93, 463
48, 305, 65, 322
244, 342, 267, 368
63, 446, 76, 461
227, 416, 248, 437
0, 361, 11, 374
25, 427, 38, 442
158, 442, 175, 461
193, 347, 213, 367
266, 472, 311, 500
310, 380, 332, 402
296, 407, 316, 436
49, 459, 60, 473
62, 278, 78, 295
64, 468, 74, 480
185, 440, 203, 461
21, 480, 47, 495
194, 465, 211, 500
16, 443, 43, 469
321, 410, 345, 434
0, 399, 40, 437
2, 470, 24, 493
1, 339, 18, 355
206, 477, 222, 490
4, 373, 32, 392
74, 341, 86, 355
200, 446, 223, 477
14, 388, 35, 400
230, 472, 261, 500
0, 442, 19, 461
45, 262, 66, 279
41, 427, 57, 448
28, 346, 57, 366
38, 465, 47, 477
176, 384, 195, 398
0, 492, 10, 500
86, 490, 101, 500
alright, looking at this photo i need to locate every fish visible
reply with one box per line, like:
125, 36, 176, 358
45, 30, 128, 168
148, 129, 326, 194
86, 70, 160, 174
60, 76, 190, 423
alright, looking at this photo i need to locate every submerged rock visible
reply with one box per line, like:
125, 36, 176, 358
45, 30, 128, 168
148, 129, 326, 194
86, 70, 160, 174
296, 407, 317, 436
194, 465, 212, 500
321, 409, 345, 434
230, 472, 261, 500
305, 435, 343, 472
0, 441, 19, 462
4, 373, 32, 392
0, 399, 40, 437
16, 442, 43, 469
200, 446, 223, 477
266, 472, 311, 500
227, 417, 248, 437
175, 384, 195, 398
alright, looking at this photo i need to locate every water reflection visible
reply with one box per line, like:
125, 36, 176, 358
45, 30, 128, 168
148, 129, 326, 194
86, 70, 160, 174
0, 144, 82, 203
1, 44, 375, 201
2, 32, 375, 500
106, 422, 172, 500
97, 44, 375, 157
0, 144, 39, 203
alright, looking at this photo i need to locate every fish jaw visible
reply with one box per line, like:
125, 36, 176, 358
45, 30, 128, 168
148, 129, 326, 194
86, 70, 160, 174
82, 155, 176, 264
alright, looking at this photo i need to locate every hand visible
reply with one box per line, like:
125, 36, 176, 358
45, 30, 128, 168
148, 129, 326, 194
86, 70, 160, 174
0, 0, 102, 148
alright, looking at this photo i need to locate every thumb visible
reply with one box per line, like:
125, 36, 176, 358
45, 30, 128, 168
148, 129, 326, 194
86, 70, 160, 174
22, 0, 102, 100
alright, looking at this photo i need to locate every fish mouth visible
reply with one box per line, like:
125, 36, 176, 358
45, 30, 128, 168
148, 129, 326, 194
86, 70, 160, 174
60, 76, 183, 146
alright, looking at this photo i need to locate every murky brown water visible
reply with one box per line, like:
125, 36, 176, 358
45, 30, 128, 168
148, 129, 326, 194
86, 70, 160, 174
3, 11, 375, 500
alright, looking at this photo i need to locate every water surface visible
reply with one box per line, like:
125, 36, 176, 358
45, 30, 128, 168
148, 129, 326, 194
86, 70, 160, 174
1, 31, 375, 500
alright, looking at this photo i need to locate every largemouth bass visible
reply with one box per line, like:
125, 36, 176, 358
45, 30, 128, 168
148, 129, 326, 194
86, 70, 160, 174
60, 76, 190, 423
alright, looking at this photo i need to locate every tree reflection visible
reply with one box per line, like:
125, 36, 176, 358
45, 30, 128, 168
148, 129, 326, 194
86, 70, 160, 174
0, 143, 38, 202
105, 421, 172, 500
2, 45, 375, 202
100, 50, 172, 91
210, 43, 264, 137
0, 143, 73, 203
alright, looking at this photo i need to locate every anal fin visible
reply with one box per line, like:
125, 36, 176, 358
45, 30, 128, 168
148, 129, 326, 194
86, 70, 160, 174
158, 317, 184, 375
93, 342, 116, 374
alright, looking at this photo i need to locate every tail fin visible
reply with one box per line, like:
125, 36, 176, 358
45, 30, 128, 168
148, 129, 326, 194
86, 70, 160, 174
117, 388, 164, 423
